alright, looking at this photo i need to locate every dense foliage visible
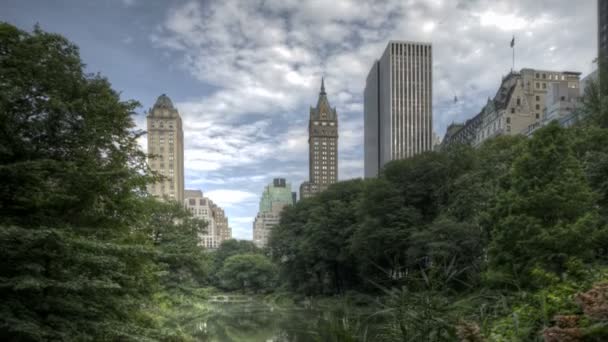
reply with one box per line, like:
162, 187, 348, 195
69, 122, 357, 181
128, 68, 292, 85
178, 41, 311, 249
0, 23, 210, 340
217, 253, 277, 292
269, 72, 608, 340
208, 239, 277, 292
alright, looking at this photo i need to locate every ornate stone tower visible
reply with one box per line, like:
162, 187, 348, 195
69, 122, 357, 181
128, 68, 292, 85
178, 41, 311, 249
146, 94, 185, 203
300, 78, 338, 199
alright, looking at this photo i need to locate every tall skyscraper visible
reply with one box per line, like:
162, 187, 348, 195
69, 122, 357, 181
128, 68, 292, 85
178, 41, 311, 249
253, 178, 294, 248
600, 0, 608, 59
300, 78, 339, 199
364, 41, 433, 178
147, 94, 185, 202
184, 189, 232, 249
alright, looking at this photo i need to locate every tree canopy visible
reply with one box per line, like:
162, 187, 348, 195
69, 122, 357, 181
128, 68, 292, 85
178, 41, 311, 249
0, 22, 210, 341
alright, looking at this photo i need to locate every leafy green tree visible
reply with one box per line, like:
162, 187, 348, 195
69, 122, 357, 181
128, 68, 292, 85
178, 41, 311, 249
138, 199, 209, 293
217, 254, 277, 292
0, 23, 158, 340
488, 122, 604, 286
270, 180, 363, 294
209, 239, 261, 287
268, 195, 319, 292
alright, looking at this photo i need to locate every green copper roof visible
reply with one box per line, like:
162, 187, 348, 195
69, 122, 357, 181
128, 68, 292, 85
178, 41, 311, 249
259, 178, 293, 213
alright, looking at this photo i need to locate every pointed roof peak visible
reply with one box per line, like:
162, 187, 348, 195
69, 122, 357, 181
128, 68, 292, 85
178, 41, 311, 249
320, 77, 326, 95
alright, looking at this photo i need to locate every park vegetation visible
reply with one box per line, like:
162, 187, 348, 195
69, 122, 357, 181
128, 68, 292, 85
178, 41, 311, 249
2, 21, 608, 341
268, 66, 608, 341
0, 23, 213, 340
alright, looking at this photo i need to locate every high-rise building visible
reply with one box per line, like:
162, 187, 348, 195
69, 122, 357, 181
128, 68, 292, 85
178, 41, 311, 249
147, 94, 185, 202
441, 69, 581, 146
184, 189, 232, 249
364, 41, 433, 178
300, 78, 339, 199
600, 0, 608, 59
253, 178, 294, 248
210, 201, 232, 244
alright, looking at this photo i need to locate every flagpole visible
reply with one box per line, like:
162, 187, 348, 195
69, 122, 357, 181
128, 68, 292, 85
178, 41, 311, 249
511, 35, 515, 72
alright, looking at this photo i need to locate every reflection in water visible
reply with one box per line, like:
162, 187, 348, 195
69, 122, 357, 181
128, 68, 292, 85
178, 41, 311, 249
183, 298, 381, 342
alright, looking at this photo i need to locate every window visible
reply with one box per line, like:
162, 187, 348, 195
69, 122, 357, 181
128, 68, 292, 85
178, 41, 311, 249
536, 73, 540, 78
536, 95, 540, 101
536, 113, 540, 119
561, 96, 566, 101
536, 104, 540, 110
189, 199, 195, 205
536, 82, 540, 89
511, 108, 515, 114
542, 73, 546, 79
506, 117, 511, 124
516, 98, 521, 106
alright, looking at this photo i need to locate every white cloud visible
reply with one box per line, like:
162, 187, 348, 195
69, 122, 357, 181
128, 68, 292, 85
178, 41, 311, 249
204, 189, 258, 208
481, 10, 553, 31
231, 216, 255, 224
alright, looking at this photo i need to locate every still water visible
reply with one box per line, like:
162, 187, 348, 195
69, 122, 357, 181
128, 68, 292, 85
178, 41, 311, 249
185, 297, 381, 342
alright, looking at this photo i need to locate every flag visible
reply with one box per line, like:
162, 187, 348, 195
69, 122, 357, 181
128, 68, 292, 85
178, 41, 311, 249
510, 36, 515, 48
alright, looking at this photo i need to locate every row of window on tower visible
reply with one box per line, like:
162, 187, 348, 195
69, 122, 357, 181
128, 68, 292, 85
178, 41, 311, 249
150, 120, 175, 129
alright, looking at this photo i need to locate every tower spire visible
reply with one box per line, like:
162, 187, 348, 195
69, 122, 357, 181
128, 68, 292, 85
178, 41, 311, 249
320, 77, 326, 95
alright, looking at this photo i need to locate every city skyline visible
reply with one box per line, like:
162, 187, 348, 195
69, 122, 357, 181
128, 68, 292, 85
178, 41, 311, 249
1, 0, 598, 239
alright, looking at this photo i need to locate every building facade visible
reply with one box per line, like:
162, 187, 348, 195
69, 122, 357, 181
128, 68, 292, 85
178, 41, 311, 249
442, 69, 581, 147
300, 78, 338, 199
211, 202, 232, 243
364, 41, 433, 178
253, 178, 294, 248
184, 190, 231, 249
600, 0, 608, 59
147, 94, 185, 202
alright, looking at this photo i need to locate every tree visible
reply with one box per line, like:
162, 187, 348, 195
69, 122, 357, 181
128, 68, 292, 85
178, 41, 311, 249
0, 23, 157, 340
269, 180, 363, 295
137, 199, 209, 294
217, 254, 277, 292
488, 122, 603, 286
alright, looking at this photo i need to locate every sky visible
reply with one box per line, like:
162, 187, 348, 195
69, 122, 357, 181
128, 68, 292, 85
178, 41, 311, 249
1, 0, 598, 240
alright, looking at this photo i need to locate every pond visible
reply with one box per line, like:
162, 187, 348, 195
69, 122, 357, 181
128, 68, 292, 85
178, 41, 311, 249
184, 295, 383, 341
